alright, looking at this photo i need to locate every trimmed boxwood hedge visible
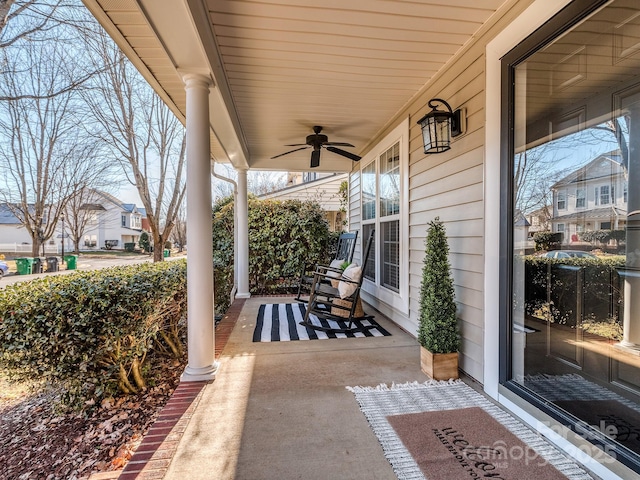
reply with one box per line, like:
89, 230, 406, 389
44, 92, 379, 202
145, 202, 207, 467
0, 260, 187, 404
521, 255, 625, 336
212, 196, 335, 312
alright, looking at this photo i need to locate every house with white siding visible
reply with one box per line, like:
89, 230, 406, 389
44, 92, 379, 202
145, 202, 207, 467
0, 203, 33, 245
258, 172, 348, 231
551, 151, 628, 243
82, 1, 640, 477
78, 191, 144, 250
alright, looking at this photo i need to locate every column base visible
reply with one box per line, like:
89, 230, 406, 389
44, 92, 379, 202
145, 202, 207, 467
180, 361, 220, 382
613, 341, 640, 357
235, 292, 251, 299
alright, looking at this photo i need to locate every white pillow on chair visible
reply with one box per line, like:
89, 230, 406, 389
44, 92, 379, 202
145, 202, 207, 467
326, 259, 344, 288
338, 264, 362, 299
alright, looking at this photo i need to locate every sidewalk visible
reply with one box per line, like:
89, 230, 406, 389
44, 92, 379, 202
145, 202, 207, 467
162, 296, 426, 480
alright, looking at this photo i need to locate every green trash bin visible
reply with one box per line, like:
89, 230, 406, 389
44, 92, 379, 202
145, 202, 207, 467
163, 249, 170, 258
15, 257, 35, 275
64, 255, 77, 270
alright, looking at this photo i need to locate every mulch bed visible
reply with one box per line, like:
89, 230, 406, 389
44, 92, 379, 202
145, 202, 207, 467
0, 354, 186, 480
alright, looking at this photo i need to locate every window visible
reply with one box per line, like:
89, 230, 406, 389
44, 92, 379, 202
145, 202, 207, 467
595, 185, 614, 205
121, 215, 126, 227
358, 119, 408, 310
361, 143, 400, 290
381, 221, 399, 292
600, 221, 611, 230
575, 188, 585, 208
556, 192, 566, 210
303, 172, 317, 183
556, 223, 565, 233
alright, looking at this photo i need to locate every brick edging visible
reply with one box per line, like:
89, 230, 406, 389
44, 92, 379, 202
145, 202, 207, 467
95, 298, 246, 480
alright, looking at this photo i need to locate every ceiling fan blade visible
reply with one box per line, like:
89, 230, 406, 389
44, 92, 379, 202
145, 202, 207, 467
310, 149, 321, 168
324, 142, 355, 147
284, 143, 308, 147
270, 146, 309, 159
325, 146, 361, 161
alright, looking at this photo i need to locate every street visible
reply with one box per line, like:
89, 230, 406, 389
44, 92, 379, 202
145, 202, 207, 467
0, 253, 182, 287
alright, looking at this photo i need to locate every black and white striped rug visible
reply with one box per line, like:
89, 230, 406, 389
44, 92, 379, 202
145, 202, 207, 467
253, 303, 391, 342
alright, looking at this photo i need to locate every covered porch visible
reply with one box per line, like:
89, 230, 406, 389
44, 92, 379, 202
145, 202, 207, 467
163, 296, 423, 480
81, 1, 640, 479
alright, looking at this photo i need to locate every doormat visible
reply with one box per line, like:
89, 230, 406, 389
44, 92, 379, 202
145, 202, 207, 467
525, 374, 640, 456
346, 380, 593, 480
253, 303, 391, 342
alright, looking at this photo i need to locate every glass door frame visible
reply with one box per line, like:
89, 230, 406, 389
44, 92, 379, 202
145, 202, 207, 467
497, 0, 640, 473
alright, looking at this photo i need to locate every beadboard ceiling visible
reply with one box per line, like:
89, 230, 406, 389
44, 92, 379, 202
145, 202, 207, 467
83, 0, 507, 172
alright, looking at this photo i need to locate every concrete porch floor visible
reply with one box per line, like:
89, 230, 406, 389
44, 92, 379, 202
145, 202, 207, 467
163, 296, 434, 480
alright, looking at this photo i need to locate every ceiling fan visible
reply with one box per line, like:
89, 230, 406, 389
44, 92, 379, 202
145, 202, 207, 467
270, 126, 361, 168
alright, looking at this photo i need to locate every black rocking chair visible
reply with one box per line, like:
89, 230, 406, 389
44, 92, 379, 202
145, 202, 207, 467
295, 231, 358, 302
299, 229, 375, 333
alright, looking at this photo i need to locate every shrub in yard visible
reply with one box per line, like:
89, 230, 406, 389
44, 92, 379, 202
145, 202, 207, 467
0, 260, 186, 404
523, 255, 625, 330
212, 196, 333, 308
533, 231, 562, 251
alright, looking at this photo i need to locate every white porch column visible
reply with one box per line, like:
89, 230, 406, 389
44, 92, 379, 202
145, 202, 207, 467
181, 73, 218, 381
236, 168, 251, 298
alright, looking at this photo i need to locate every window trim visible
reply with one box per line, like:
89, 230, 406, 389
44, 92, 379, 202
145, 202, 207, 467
359, 118, 409, 315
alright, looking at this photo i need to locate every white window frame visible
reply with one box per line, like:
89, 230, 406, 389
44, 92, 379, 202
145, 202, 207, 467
359, 118, 409, 315
575, 188, 585, 209
595, 185, 614, 205
556, 191, 566, 210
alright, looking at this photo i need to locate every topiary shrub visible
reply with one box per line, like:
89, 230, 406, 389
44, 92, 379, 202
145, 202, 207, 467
418, 217, 459, 353
0, 260, 187, 405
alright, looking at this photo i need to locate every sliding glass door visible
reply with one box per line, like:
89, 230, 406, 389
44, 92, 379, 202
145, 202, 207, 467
502, 0, 640, 471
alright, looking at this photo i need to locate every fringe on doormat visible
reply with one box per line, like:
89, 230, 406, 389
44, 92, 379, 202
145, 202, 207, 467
345, 379, 462, 393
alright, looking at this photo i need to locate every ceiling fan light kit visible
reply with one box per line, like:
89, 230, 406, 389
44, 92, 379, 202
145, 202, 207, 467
271, 126, 361, 168
417, 98, 465, 154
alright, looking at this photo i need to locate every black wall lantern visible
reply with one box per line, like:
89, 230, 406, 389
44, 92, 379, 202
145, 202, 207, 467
417, 98, 464, 154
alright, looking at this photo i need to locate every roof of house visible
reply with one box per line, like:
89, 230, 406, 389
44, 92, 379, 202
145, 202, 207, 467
0, 207, 20, 224
552, 206, 627, 221
552, 151, 624, 188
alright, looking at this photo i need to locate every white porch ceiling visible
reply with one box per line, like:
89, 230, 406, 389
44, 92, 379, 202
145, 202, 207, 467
83, 0, 507, 172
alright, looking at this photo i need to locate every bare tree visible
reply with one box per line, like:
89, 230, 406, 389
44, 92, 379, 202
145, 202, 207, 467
170, 203, 187, 252
0, 34, 114, 256
0, 0, 60, 47
84, 31, 186, 261
249, 171, 287, 195
62, 186, 108, 253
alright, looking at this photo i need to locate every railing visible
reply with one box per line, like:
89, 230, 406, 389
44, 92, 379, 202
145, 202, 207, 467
0, 243, 61, 254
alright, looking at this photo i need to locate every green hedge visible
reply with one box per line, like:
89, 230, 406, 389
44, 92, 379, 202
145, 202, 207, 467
0, 260, 187, 404
521, 255, 625, 337
212, 197, 334, 311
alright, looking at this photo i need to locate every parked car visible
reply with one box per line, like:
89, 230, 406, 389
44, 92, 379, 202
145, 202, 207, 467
0, 260, 8, 278
542, 250, 597, 259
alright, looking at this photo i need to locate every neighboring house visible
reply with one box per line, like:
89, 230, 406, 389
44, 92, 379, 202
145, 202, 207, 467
86, 1, 640, 477
524, 205, 551, 237
550, 152, 627, 243
258, 173, 348, 231
0, 203, 33, 245
139, 207, 150, 232
75, 191, 144, 250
